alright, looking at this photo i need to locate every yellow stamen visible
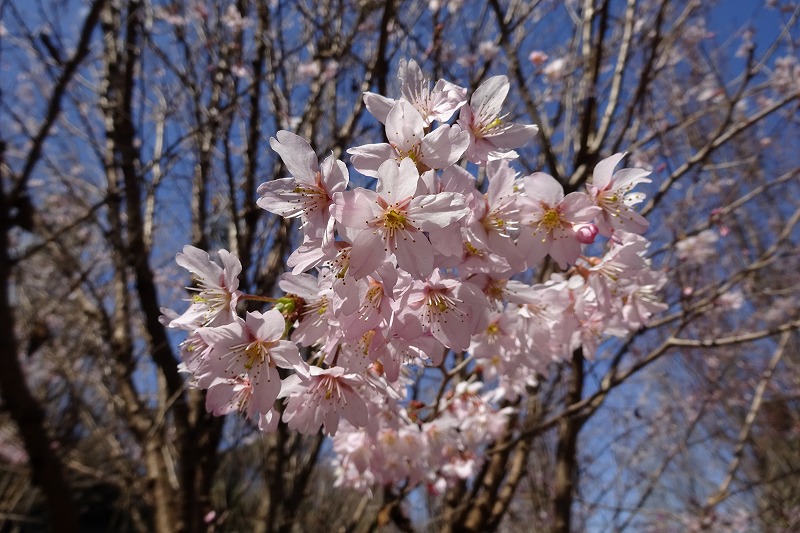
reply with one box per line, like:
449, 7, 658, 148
540, 209, 562, 231
384, 209, 406, 230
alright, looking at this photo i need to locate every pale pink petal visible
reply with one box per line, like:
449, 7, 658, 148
623, 191, 648, 207
176, 245, 221, 281
278, 272, 320, 299
319, 155, 349, 194
458, 104, 475, 129
363, 92, 395, 124
256, 178, 307, 217
287, 237, 330, 274
398, 59, 425, 97
217, 250, 242, 288
429, 79, 468, 123
349, 229, 388, 280
464, 219, 490, 249
471, 75, 510, 120
322, 410, 340, 436
269, 341, 305, 371
458, 281, 490, 331
408, 192, 468, 230
428, 222, 464, 258
269, 130, 318, 184
611, 168, 651, 190
562, 192, 601, 222
440, 165, 475, 195
485, 123, 538, 149
487, 230, 521, 269
549, 232, 582, 268
592, 153, 626, 190
518, 231, 549, 266
434, 308, 471, 351
335, 189, 381, 230
523, 172, 563, 206
385, 100, 425, 153
377, 157, 420, 201
250, 373, 281, 414
248, 309, 285, 342
205, 379, 241, 416
420, 124, 470, 169
420, 168, 437, 193
347, 143, 395, 177
615, 208, 650, 234
257, 409, 279, 432
393, 233, 434, 279
277, 373, 305, 399
486, 147, 519, 162
197, 319, 246, 348
486, 160, 516, 204
342, 389, 369, 427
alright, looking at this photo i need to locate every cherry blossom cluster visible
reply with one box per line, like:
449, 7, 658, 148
163, 59, 666, 491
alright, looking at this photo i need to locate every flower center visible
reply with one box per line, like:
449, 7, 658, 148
478, 117, 503, 136
540, 208, 563, 231
384, 209, 407, 230
244, 341, 269, 370
366, 283, 383, 304
465, 242, 486, 257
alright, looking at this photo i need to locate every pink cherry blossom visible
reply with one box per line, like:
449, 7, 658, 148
518, 173, 601, 268
280, 366, 369, 436
170, 245, 242, 329
543, 58, 567, 82
470, 311, 522, 382
458, 75, 539, 163
619, 270, 669, 329
196, 310, 307, 409
363, 59, 467, 126
588, 152, 651, 236
348, 100, 469, 176
335, 158, 469, 279
462, 160, 523, 270
339, 277, 394, 341
675, 229, 718, 264
257, 130, 348, 240
395, 272, 489, 351
205, 376, 279, 432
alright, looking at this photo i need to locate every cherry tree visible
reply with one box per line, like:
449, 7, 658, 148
0, 0, 798, 532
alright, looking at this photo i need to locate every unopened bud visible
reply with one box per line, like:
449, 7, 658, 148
574, 223, 599, 244
528, 50, 548, 66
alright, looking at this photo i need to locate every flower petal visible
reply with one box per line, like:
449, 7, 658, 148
523, 172, 563, 206
471, 75, 510, 121
592, 152, 626, 190
421, 124, 470, 169
349, 229, 388, 280
393, 232, 434, 279
269, 130, 318, 185
363, 92, 396, 124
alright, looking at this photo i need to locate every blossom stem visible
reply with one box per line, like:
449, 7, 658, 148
241, 294, 280, 303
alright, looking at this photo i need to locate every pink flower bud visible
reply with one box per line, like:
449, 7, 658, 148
574, 223, 599, 244
528, 50, 548, 66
